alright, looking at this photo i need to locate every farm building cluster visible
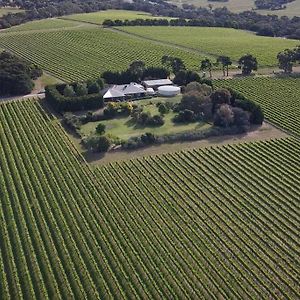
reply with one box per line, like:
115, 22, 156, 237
101, 79, 180, 101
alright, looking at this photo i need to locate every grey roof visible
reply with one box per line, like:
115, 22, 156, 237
103, 82, 145, 99
142, 79, 173, 87
113, 83, 145, 95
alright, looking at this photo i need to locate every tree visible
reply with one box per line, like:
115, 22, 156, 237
75, 83, 88, 96
95, 123, 106, 135
161, 55, 186, 74
232, 107, 250, 131
238, 54, 258, 75
211, 88, 231, 112
277, 49, 296, 73
173, 70, 200, 86
84, 135, 111, 152
179, 91, 207, 114
87, 81, 100, 94
63, 84, 75, 97
200, 58, 213, 78
185, 82, 212, 96
129, 60, 146, 81
216, 56, 232, 76
214, 104, 234, 127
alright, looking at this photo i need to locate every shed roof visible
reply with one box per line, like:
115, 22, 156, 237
142, 79, 173, 87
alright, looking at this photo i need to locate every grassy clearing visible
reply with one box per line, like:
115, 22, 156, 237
80, 96, 211, 140
120, 26, 299, 67
0, 28, 205, 82
63, 9, 171, 24
215, 77, 300, 136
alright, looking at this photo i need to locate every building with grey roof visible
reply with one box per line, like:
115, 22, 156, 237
102, 82, 146, 101
142, 79, 173, 90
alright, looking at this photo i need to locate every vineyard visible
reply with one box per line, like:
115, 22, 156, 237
0, 98, 300, 299
62, 9, 170, 24
119, 26, 299, 66
0, 28, 205, 82
214, 77, 300, 136
4, 18, 85, 32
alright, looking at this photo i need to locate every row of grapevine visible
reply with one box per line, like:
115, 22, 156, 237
96, 137, 300, 299
214, 77, 300, 136
1, 98, 300, 298
0, 28, 204, 82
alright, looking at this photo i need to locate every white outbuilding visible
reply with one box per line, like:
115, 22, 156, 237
158, 85, 181, 97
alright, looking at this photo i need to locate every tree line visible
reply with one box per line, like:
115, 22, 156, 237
1, 0, 300, 40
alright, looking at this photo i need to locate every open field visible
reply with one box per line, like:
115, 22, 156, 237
0, 98, 300, 298
119, 26, 299, 67
0, 7, 24, 17
62, 9, 171, 24
0, 28, 205, 82
170, 0, 300, 16
215, 77, 300, 136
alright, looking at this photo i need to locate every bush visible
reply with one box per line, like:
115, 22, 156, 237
83, 135, 111, 152
141, 132, 156, 144
173, 109, 196, 123
147, 115, 165, 126
95, 123, 106, 135
158, 103, 169, 115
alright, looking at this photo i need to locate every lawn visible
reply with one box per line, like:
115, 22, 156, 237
80, 96, 211, 140
62, 9, 171, 24
120, 26, 299, 67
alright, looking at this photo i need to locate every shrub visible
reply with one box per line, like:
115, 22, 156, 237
147, 115, 165, 126
63, 85, 75, 97
173, 109, 195, 123
95, 123, 106, 135
158, 103, 169, 115
83, 135, 111, 152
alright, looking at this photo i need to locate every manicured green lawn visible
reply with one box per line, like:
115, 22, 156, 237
80, 96, 211, 140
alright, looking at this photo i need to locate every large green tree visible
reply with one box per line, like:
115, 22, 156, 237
217, 56, 232, 76
238, 54, 258, 75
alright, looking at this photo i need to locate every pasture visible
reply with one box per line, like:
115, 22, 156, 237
0, 28, 205, 82
63, 9, 171, 24
120, 26, 300, 67
170, 0, 300, 17
215, 77, 300, 136
0, 98, 300, 298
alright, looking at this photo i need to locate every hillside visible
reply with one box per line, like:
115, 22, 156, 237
119, 26, 299, 67
171, 0, 300, 17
